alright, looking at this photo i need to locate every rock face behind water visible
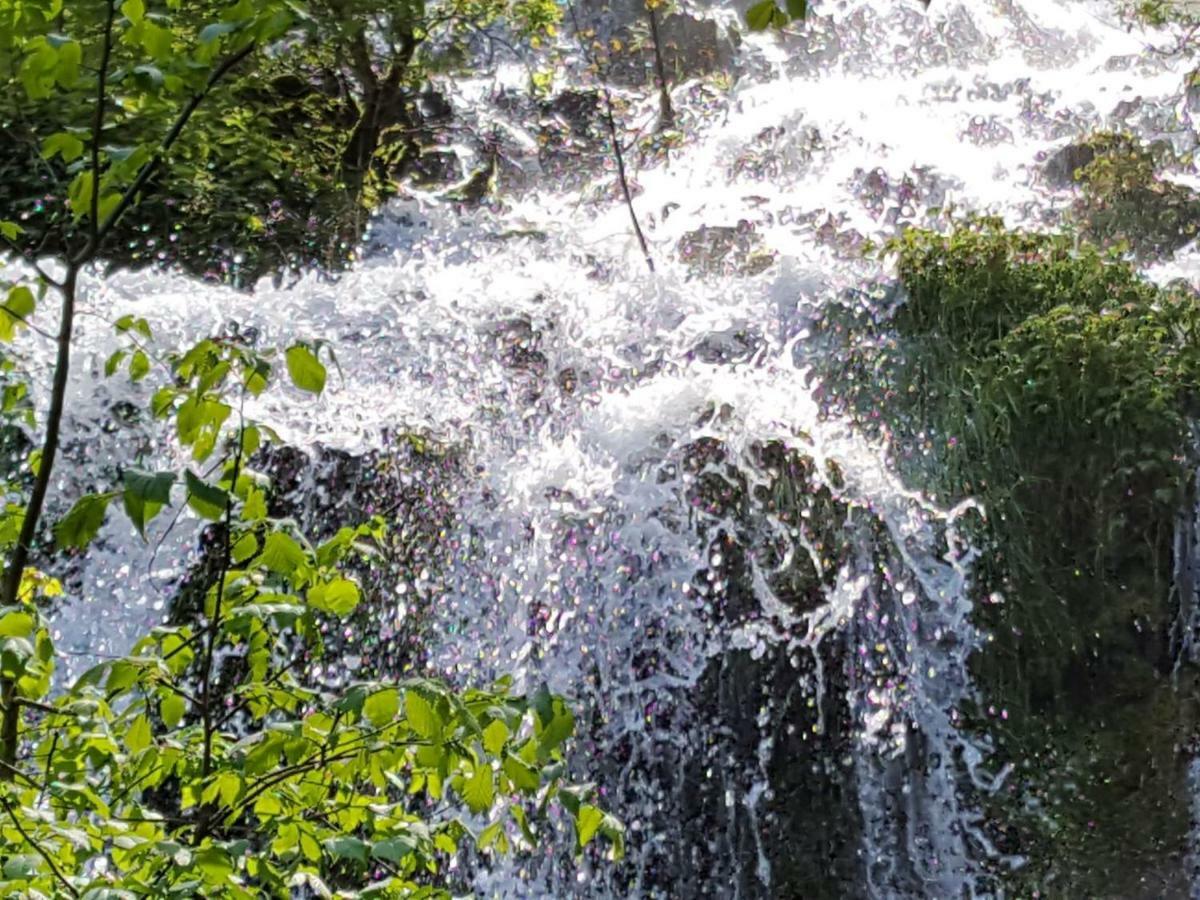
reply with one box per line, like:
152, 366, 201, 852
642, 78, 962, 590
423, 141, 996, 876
611, 438, 868, 898
170, 435, 464, 682
677, 222, 776, 277
575, 0, 737, 87
1043, 132, 1200, 258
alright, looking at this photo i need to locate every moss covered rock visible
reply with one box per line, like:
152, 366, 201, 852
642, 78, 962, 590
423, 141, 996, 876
872, 220, 1200, 894
1047, 131, 1200, 259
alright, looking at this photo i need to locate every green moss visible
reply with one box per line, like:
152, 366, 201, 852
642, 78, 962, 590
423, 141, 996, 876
875, 220, 1200, 893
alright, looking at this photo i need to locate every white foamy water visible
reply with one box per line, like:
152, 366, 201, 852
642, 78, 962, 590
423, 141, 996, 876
16, 0, 1199, 895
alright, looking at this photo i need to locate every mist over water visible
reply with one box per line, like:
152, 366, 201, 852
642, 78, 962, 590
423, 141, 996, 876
34, 0, 1200, 894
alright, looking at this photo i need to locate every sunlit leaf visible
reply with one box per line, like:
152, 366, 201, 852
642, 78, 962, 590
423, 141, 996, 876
285, 344, 326, 394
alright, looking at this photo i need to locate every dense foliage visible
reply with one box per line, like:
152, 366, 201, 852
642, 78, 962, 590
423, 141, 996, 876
0, 1, 621, 896
881, 221, 1200, 891
1, 0, 560, 282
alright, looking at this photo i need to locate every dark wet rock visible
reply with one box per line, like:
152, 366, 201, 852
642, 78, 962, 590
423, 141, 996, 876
729, 124, 824, 182
1042, 140, 1098, 186
677, 222, 775, 277
482, 314, 550, 375
609, 12, 737, 88
523, 88, 608, 185
591, 437, 867, 898
545, 89, 604, 139
573, 1, 736, 87
171, 435, 464, 681
408, 148, 462, 187
689, 327, 764, 365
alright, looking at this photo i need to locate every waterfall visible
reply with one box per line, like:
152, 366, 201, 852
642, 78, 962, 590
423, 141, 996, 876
31, 0, 1200, 895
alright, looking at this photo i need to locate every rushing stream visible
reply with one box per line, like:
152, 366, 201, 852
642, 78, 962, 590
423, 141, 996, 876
26, 0, 1200, 895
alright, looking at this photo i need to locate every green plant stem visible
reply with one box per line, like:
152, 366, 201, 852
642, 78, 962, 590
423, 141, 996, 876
199, 423, 244, 778
89, 0, 117, 245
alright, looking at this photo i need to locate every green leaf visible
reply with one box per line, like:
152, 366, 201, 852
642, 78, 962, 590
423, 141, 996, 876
308, 577, 360, 616
243, 359, 270, 396
0, 611, 34, 638
129, 349, 151, 381
746, 0, 778, 29
576, 804, 604, 849
0, 285, 36, 341
199, 21, 242, 43
185, 470, 228, 521
258, 531, 307, 577
195, 846, 232, 882
462, 764, 495, 814
105, 349, 127, 377
477, 821, 504, 851
122, 469, 174, 538
482, 718, 509, 755
323, 836, 368, 865
0, 221, 23, 241
53, 40, 81, 86
404, 689, 442, 740
121, 0, 145, 23
140, 21, 172, 59
537, 697, 575, 754
372, 837, 415, 864
68, 170, 94, 220
0, 636, 33, 678
125, 714, 152, 753
786, 0, 807, 19
54, 492, 117, 550
285, 344, 326, 394
96, 192, 121, 225
41, 131, 84, 163
231, 532, 258, 564
131, 63, 164, 88
242, 487, 268, 522
503, 754, 539, 793
3, 855, 40, 878
299, 830, 321, 862
161, 692, 185, 728
363, 687, 399, 727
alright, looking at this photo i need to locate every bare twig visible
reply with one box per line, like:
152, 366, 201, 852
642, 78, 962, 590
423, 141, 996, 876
567, 2, 656, 273
601, 84, 655, 273
646, 3, 675, 130
78, 40, 259, 264
0, 234, 62, 289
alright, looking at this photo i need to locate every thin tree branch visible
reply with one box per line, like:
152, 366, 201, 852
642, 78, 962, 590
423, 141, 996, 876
89, 0, 118, 247
0, 262, 81, 776
646, 3, 675, 130
0, 234, 62, 289
1, 38, 261, 779
567, 1, 655, 273
601, 83, 655, 273
75, 40, 258, 265
200, 414, 245, 778
1, 797, 80, 897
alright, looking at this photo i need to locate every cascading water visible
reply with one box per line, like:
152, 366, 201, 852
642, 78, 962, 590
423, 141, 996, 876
30, 0, 1200, 895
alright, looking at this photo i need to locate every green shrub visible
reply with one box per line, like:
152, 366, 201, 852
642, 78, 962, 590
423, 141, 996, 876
882, 220, 1200, 891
